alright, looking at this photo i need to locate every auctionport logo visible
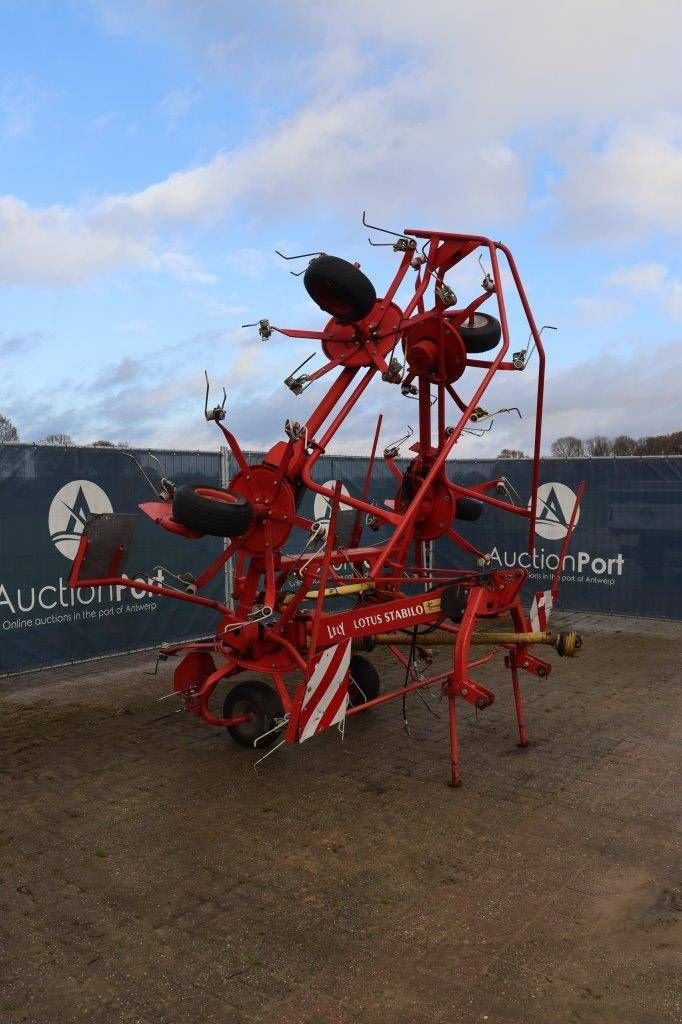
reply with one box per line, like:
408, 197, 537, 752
496, 480, 625, 585
529, 482, 581, 541
313, 480, 352, 523
48, 480, 113, 560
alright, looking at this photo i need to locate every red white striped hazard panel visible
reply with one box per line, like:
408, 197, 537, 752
298, 640, 351, 743
530, 589, 553, 633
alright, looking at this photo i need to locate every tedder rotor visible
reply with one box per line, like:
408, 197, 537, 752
70, 220, 585, 787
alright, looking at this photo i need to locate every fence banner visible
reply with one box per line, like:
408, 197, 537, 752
2, 448, 680, 676
0, 445, 223, 675
229, 452, 682, 620
434, 457, 682, 619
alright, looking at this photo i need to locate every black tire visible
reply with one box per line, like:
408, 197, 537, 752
348, 654, 380, 707
457, 313, 501, 353
223, 681, 284, 748
454, 497, 483, 521
172, 484, 253, 537
304, 255, 376, 324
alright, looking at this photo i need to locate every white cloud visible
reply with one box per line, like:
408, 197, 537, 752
97, 85, 527, 232
160, 87, 198, 131
4, 1, 682, 290
572, 296, 627, 327
0, 77, 51, 137
602, 261, 682, 321
605, 263, 668, 295
94, 2, 682, 129
225, 248, 273, 280
666, 282, 682, 321
0, 196, 218, 287
159, 250, 216, 284
555, 121, 682, 240
0, 195, 156, 285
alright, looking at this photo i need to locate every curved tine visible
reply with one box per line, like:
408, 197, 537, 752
420, 238, 442, 280
118, 449, 162, 497
274, 249, 323, 261
361, 210, 404, 239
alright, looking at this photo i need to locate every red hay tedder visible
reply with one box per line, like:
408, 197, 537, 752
70, 218, 585, 787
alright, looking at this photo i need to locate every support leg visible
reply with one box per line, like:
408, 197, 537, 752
509, 654, 529, 748
447, 692, 461, 787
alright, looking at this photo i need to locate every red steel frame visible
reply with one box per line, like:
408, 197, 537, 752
70, 226, 583, 786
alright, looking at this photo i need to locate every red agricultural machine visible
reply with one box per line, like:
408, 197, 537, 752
70, 219, 584, 786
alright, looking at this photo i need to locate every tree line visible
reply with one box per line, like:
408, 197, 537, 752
499, 431, 682, 459
3, 409, 680, 457
0, 414, 126, 447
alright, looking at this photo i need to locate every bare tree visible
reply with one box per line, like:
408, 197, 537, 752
584, 435, 612, 457
0, 414, 19, 442
40, 433, 74, 446
612, 434, 638, 456
636, 432, 682, 455
498, 448, 527, 458
550, 435, 584, 457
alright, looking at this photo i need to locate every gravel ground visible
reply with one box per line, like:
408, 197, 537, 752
1, 614, 680, 1023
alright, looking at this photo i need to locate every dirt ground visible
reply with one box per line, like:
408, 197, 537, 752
1, 615, 680, 1024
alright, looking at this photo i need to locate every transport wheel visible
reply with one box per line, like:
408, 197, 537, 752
172, 484, 253, 537
457, 312, 501, 353
304, 255, 377, 324
454, 496, 483, 521
223, 681, 284, 748
348, 654, 381, 707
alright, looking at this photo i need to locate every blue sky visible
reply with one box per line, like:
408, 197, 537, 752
1, 0, 681, 455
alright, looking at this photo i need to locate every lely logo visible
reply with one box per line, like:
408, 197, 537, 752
529, 482, 581, 541
48, 480, 113, 560
313, 481, 352, 523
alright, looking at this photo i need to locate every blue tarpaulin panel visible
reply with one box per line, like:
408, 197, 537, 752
2, 447, 680, 676
0, 445, 223, 675
231, 453, 682, 620
433, 458, 682, 618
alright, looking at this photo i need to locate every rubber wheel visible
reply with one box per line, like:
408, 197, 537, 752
304, 255, 376, 324
222, 681, 284, 748
172, 484, 253, 537
348, 654, 380, 707
454, 497, 483, 521
457, 313, 501, 353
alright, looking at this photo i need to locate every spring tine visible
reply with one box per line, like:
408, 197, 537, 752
253, 716, 289, 748
119, 450, 163, 499
287, 352, 316, 378
254, 737, 286, 769
361, 211, 404, 238
274, 249, 323, 261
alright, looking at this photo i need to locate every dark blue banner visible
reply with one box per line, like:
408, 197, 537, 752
0, 445, 223, 674
3, 448, 680, 676
434, 457, 682, 618
232, 453, 682, 620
